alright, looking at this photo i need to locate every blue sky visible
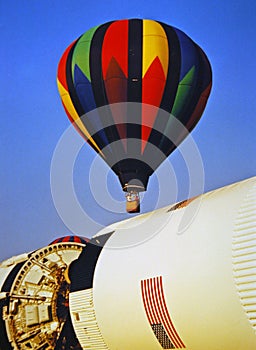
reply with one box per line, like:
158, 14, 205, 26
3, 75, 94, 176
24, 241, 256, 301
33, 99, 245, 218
1, 0, 255, 260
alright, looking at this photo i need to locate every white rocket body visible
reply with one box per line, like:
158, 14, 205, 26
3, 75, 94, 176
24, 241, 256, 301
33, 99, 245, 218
0, 177, 255, 350
69, 177, 256, 350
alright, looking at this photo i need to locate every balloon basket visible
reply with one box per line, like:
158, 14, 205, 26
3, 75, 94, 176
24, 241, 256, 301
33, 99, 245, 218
125, 191, 140, 213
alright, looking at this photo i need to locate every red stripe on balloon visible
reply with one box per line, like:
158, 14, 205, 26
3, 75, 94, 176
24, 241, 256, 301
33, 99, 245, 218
102, 20, 129, 148
104, 57, 128, 103
102, 20, 129, 79
141, 57, 166, 153
184, 83, 212, 133
57, 40, 77, 91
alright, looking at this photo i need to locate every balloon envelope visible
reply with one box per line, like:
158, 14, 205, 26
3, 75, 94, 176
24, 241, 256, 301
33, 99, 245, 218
57, 19, 212, 210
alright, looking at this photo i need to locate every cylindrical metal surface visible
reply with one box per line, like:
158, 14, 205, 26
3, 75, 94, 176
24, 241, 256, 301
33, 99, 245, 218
70, 177, 256, 350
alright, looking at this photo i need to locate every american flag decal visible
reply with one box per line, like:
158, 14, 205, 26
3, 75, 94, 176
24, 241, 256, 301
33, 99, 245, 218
141, 276, 186, 349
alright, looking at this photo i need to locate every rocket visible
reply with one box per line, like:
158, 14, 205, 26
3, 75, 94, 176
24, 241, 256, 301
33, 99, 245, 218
0, 238, 85, 349
0, 176, 255, 349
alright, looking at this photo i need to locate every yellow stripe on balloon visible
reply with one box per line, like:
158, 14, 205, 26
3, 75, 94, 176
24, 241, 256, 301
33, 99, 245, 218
142, 20, 169, 78
57, 79, 103, 156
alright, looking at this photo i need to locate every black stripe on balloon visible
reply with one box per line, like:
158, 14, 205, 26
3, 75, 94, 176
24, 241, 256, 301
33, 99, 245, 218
164, 43, 211, 157
146, 22, 182, 157
127, 19, 142, 140
127, 19, 142, 103
75, 24, 112, 152
89, 22, 111, 108
157, 43, 200, 158
147, 128, 177, 160
64, 38, 104, 152
155, 38, 211, 158
178, 43, 209, 127
65, 38, 85, 116
158, 22, 181, 114
89, 22, 125, 164
185, 44, 212, 132
196, 45, 212, 92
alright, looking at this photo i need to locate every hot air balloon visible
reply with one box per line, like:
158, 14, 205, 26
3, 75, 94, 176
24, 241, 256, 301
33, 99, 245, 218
57, 19, 212, 213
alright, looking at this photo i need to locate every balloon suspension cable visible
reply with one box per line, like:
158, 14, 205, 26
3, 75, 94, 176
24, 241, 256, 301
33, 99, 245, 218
125, 189, 141, 214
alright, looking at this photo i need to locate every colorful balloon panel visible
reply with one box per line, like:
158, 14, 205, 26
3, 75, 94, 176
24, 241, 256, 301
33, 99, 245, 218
57, 19, 212, 192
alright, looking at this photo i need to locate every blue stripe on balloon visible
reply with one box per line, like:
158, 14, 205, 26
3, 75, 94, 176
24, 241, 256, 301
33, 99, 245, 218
74, 64, 96, 113
173, 28, 198, 81
74, 65, 110, 149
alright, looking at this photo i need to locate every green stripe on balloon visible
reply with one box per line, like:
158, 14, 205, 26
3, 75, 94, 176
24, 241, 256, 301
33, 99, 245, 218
71, 26, 100, 83
171, 66, 195, 117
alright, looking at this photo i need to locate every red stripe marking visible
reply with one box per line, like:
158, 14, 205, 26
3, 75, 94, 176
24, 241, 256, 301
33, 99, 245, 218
149, 277, 161, 324
158, 278, 183, 348
159, 277, 186, 348
141, 280, 154, 324
141, 276, 186, 349
154, 277, 181, 348
143, 279, 155, 324
147, 278, 158, 324
152, 277, 169, 331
